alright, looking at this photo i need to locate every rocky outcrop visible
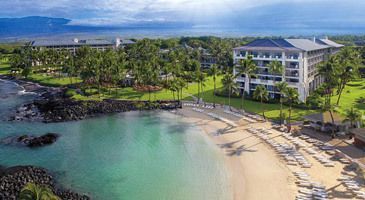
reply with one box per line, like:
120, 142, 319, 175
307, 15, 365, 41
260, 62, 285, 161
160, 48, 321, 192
18, 133, 59, 147
1, 75, 181, 123
0, 166, 89, 200
28, 99, 181, 123
1, 133, 59, 148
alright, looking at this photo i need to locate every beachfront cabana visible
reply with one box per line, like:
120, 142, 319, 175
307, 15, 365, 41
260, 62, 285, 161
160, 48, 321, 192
349, 128, 365, 148
303, 112, 346, 133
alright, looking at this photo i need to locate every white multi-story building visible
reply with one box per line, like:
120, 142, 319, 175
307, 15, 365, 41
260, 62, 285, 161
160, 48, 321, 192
233, 38, 343, 102
30, 38, 135, 54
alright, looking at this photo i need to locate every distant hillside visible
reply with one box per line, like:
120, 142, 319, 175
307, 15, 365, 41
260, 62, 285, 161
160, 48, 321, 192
0, 16, 70, 36
0, 16, 115, 38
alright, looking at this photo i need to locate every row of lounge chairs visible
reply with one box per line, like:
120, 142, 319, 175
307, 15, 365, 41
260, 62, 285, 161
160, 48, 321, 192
191, 108, 237, 127
247, 127, 312, 168
338, 176, 365, 199
223, 110, 262, 123
294, 171, 328, 200
183, 103, 214, 109
295, 135, 337, 168
313, 154, 335, 167
282, 133, 307, 148
192, 107, 204, 113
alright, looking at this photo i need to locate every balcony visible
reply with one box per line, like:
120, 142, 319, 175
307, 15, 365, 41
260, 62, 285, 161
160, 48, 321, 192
285, 70, 299, 77
285, 73, 299, 78
236, 77, 245, 82
286, 55, 299, 60
286, 62, 299, 69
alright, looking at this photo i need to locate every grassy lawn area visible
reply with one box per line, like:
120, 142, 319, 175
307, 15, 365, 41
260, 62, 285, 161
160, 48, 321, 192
0, 58, 11, 75
69, 75, 316, 121
27, 73, 82, 87
331, 79, 365, 115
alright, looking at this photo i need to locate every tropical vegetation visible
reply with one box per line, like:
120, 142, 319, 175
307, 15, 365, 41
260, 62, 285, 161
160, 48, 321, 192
0, 37, 364, 123
19, 183, 60, 200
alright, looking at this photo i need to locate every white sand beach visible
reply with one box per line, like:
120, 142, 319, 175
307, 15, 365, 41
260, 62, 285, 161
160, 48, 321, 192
176, 103, 365, 200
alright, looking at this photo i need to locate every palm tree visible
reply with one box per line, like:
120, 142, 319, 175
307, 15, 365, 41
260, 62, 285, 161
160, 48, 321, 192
336, 47, 361, 105
236, 55, 257, 110
209, 64, 220, 107
268, 60, 285, 76
221, 72, 238, 110
343, 107, 362, 128
275, 82, 288, 125
283, 87, 299, 126
19, 183, 60, 200
198, 72, 207, 102
168, 80, 178, 100
318, 57, 339, 137
253, 85, 269, 119
176, 77, 187, 101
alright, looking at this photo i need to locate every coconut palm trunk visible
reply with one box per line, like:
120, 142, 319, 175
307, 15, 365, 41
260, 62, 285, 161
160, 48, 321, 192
213, 76, 216, 107
261, 99, 266, 119
228, 85, 232, 111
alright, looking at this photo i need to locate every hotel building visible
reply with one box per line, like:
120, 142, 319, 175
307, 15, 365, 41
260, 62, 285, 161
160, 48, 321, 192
30, 38, 135, 54
233, 38, 343, 102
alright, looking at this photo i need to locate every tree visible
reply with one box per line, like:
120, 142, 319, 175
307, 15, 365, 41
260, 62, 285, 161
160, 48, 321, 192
197, 72, 207, 102
268, 60, 285, 76
222, 72, 238, 110
176, 77, 187, 101
64, 51, 76, 85
75, 46, 94, 93
114, 49, 128, 96
19, 183, 60, 200
208, 64, 220, 107
335, 47, 361, 105
253, 85, 269, 119
318, 57, 339, 137
236, 55, 257, 110
343, 107, 362, 128
283, 87, 299, 126
275, 81, 288, 125
168, 80, 178, 100
195, 64, 203, 103
10, 47, 32, 78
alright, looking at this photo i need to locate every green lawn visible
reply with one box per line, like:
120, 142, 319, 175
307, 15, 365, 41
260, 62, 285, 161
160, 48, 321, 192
68, 75, 316, 121
0, 58, 11, 75
331, 79, 365, 115
27, 73, 82, 87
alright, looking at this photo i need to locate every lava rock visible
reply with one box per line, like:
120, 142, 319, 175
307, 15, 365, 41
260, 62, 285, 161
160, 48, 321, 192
0, 166, 90, 200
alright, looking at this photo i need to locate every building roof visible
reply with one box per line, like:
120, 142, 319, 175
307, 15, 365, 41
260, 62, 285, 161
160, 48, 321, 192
31, 39, 114, 47
121, 39, 135, 45
303, 111, 344, 125
234, 39, 300, 51
234, 38, 335, 52
285, 39, 330, 51
315, 39, 344, 48
350, 128, 365, 141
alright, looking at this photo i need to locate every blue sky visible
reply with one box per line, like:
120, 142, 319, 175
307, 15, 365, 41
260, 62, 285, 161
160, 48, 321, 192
0, 0, 364, 28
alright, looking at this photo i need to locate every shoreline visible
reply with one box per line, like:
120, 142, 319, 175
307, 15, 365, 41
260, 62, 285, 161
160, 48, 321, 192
1, 77, 364, 199
175, 107, 297, 200
175, 105, 365, 199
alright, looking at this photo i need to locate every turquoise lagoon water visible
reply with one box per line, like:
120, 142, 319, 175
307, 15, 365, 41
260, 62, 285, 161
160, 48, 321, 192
0, 80, 231, 200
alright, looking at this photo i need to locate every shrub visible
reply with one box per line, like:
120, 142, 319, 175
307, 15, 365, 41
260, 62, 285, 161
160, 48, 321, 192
65, 89, 77, 97
306, 93, 323, 109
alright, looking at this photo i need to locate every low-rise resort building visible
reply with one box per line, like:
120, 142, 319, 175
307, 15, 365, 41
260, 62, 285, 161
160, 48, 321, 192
233, 38, 343, 102
30, 38, 135, 54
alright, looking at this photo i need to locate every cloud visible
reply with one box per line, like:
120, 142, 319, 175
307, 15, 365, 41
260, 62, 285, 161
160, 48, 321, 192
0, 0, 363, 28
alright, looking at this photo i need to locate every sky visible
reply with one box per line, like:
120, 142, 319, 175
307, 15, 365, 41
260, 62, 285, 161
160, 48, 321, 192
0, 0, 364, 29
